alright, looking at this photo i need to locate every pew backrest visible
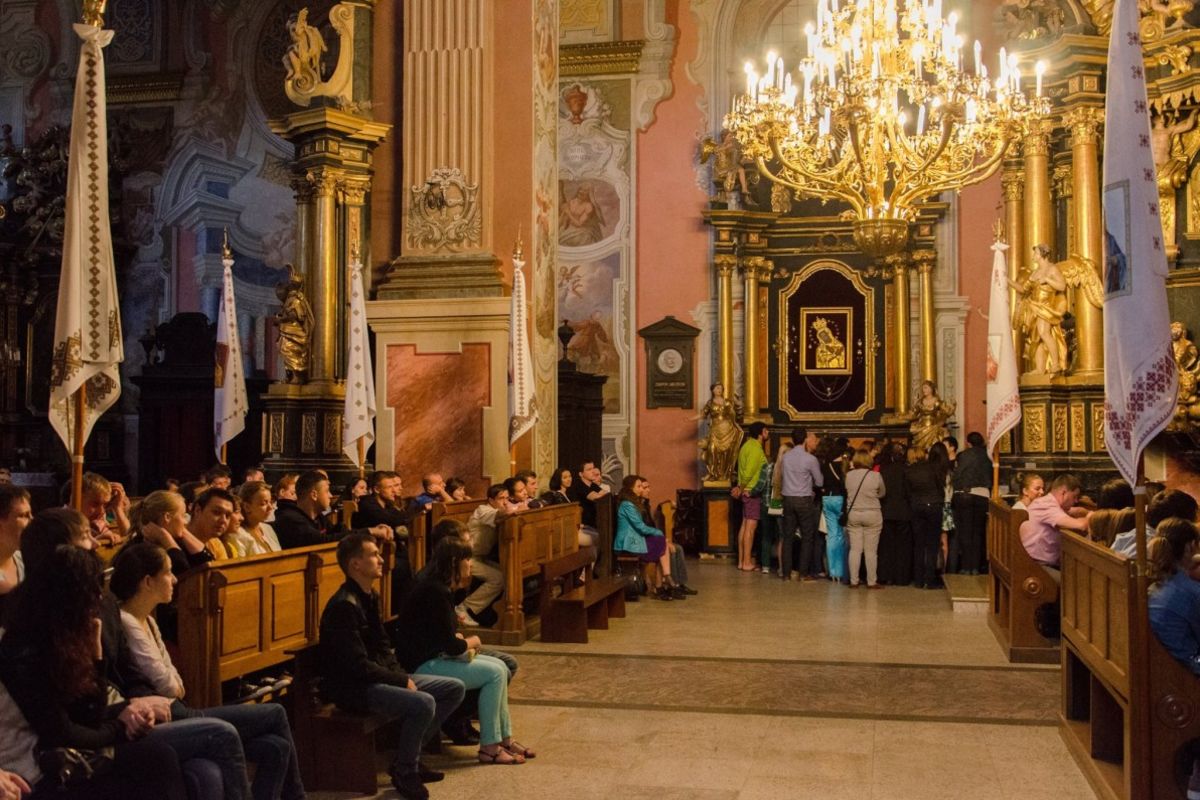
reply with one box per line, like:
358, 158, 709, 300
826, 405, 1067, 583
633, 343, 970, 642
1060, 534, 1134, 704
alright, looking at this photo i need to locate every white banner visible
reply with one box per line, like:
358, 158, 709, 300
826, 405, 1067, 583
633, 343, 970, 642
49, 22, 124, 453
214, 250, 247, 460
342, 258, 376, 466
986, 238, 1021, 455
509, 256, 538, 446
1102, 0, 1178, 484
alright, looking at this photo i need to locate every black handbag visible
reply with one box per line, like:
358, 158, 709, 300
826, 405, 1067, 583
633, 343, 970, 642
838, 471, 868, 528
37, 746, 114, 790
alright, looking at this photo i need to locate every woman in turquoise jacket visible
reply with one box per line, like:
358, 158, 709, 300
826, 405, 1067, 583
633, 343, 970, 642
614, 474, 679, 600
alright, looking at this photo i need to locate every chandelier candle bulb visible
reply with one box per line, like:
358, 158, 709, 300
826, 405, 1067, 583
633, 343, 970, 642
974, 40, 981, 75
1035, 60, 1046, 97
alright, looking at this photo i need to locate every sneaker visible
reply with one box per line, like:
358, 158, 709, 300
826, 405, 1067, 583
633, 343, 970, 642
417, 761, 445, 783
459, 609, 480, 627
760, 566, 771, 574
389, 769, 430, 800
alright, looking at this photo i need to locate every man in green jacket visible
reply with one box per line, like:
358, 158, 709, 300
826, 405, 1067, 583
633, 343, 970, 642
731, 422, 769, 570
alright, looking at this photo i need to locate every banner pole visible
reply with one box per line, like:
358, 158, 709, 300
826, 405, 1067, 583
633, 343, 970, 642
71, 384, 87, 510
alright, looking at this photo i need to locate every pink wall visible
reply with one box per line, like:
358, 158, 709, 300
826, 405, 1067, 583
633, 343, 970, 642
957, 175, 1002, 438
634, 2, 711, 495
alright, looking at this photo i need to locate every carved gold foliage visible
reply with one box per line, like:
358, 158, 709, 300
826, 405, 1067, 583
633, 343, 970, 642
407, 167, 482, 252
1053, 404, 1068, 452
1024, 405, 1047, 453
1092, 405, 1107, 452
1071, 403, 1086, 452
301, 412, 318, 454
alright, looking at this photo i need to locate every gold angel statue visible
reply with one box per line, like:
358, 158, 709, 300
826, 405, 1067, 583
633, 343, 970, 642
1012, 244, 1103, 376
1169, 321, 1200, 432
909, 380, 955, 452
696, 382, 743, 483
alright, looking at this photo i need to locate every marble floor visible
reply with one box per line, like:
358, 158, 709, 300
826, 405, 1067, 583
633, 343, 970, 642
310, 562, 1096, 800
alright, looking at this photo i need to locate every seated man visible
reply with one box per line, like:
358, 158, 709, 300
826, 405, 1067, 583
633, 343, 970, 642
0, 485, 32, 617
319, 533, 464, 800
78, 471, 131, 545
352, 470, 415, 605
203, 464, 233, 490
243, 465, 265, 484
1021, 473, 1091, 575
273, 470, 392, 549
567, 460, 609, 551
461, 485, 510, 627
410, 474, 452, 515
1111, 489, 1199, 558
514, 470, 544, 509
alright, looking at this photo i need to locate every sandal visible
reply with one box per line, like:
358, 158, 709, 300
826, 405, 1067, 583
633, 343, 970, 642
478, 747, 523, 765
503, 740, 536, 759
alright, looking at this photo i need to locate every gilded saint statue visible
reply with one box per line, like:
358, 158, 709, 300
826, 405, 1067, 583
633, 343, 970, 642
1011, 244, 1103, 376
1169, 321, 1200, 432
697, 382, 742, 483
812, 317, 846, 370
699, 130, 756, 207
275, 264, 314, 385
909, 380, 955, 452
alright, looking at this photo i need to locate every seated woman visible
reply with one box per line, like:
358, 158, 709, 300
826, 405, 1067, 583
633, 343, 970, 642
1148, 518, 1200, 672
0, 545, 189, 800
446, 478, 469, 502
395, 537, 534, 765
1010, 472, 1043, 511
109, 542, 305, 800
614, 475, 681, 600
127, 491, 213, 577
228, 481, 282, 557
540, 468, 573, 506
637, 477, 696, 595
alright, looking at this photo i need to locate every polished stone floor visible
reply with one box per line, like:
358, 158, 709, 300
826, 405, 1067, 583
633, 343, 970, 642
309, 562, 1096, 799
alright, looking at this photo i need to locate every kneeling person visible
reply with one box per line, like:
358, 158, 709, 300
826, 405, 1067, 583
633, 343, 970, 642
319, 533, 464, 800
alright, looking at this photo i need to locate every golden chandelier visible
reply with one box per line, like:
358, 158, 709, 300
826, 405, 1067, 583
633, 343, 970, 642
725, 0, 1051, 257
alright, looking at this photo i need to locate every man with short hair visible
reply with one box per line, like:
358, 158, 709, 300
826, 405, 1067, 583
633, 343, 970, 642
411, 474, 452, 514
1111, 489, 1200, 558
352, 471, 414, 601
732, 422, 770, 571
942, 436, 959, 465
319, 533, 464, 800
274, 470, 392, 549
78, 471, 130, 545
568, 460, 609, 551
950, 431, 993, 575
514, 470, 544, 509
779, 427, 823, 580
243, 466, 265, 484
462, 485, 510, 627
204, 464, 233, 490
1021, 473, 1091, 572
0, 485, 32, 608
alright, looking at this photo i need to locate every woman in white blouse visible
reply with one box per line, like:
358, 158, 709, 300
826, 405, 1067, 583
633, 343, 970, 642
229, 481, 282, 557
110, 542, 306, 800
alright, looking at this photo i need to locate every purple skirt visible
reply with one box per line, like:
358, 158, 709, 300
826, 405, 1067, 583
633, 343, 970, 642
637, 535, 667, 563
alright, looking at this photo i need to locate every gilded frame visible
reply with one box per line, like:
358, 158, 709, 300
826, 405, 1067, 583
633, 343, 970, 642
798, 307, 853, 376
776, 260, 875, 420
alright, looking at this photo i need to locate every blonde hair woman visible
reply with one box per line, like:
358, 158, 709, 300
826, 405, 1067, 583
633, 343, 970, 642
844, 448, 887, 588
228, 481, 282, 557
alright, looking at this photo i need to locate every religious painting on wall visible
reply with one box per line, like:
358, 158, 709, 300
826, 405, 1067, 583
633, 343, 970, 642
558, 253, 623, 412
778, 261, 874, 419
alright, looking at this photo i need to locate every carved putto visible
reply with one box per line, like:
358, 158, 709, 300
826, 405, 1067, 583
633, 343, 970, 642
996, 0, 1065, 41
1169, 321, 1200, 432
282, 4, 357, 110
699, 130, 757, 208
407, 167, 482, 252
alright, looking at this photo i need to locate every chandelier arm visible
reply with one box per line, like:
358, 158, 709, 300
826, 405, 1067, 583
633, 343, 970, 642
892, 136, 1012, 210
763, 143, 866, 214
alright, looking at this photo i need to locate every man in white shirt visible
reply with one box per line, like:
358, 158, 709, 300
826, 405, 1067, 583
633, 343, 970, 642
462, 485, 511, 626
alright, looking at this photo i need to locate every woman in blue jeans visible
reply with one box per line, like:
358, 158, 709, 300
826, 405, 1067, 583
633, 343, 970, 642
816, 437, 848, 582
109, 542, 304, 800
395, 538, 535, 765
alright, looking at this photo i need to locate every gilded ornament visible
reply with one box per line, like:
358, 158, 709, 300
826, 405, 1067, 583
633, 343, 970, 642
1024, 405, 1047, 452
1168, 321, 1200, 433
1156, 44, 1194, 76
996, 0, 1065, 41
1012, 244, 1102, 376
1053, 404, 1069, 452
1071, 404, 1086, 452
283, 4, 357, 110
909, 380, 955, 452
407, 167, 482, 252
1152, 108, 1200, 257
700, 131, 757, 208
697, 382, 742, 483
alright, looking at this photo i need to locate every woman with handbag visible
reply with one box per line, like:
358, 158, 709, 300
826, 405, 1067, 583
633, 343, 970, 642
0, 544, 189, 799
844, 448, 887, 589
816, 437, 848, 583
615, 475, 681, 600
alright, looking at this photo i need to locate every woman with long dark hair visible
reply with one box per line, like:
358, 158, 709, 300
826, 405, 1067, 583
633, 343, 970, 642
905, 442, 952, 589
614, 475, 678, 599
395, 537, 534, 764
0, 544, 188, 799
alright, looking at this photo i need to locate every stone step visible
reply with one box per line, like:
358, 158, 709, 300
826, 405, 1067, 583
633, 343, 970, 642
943, 573, 989, 615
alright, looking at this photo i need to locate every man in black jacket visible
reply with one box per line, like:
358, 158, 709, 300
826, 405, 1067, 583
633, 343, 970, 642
319, 533, 464, 800
351, 470, 415, 610
274, 470, 392, 550
950, 431, 993, 575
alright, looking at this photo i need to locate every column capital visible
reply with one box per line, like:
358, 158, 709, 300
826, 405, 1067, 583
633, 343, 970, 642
1023, 120, 1053, 157
715, 254, 738, 276
338, 176, 371, 206
912, 249, 937, 274
743, 256, 772, 279
292, 176, 316, 204
1063, 106, 1104, 146
306, 167, 342, 198
1001, 170, 1025, 202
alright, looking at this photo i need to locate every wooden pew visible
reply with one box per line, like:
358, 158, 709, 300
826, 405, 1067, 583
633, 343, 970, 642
1059, 534, 1200, 800
175, 540, 396, 709
431, 498, 479, 527
484, 503, 582, 646
986, 499, 1060, 663
539, 549, 628, 643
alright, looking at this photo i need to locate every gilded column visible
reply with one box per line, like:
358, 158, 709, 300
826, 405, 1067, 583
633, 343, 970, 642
1023, 120, 1056, 258
888, 253, 912, 415
715, 255, 737, 398
742, 257, 767, 416
1064, 106, 1105, 378
1001, 161, 1025, 303
340, 177, 370, 377
913, 249, 938, 385
306, 167, 341, 387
